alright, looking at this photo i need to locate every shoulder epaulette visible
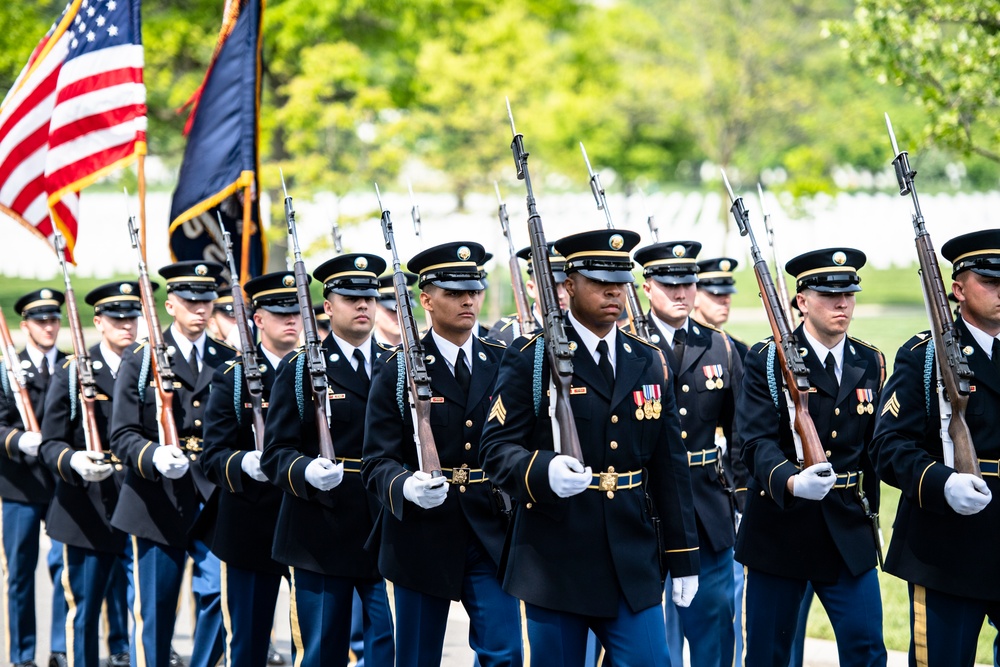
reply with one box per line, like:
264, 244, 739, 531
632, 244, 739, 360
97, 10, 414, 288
622, 330, 659, 350
907, 331, 933, 351
132, 340, 150, 354
499, 317, 517, 332
479, 337, 506, 349
376, 341, 393, 351
848, 335, 882, 354
384, 349, 401, 363
519, 332, 544, 352
223, 358, 242, 374
755, 339, 776, 354
692, 319, 723, 335
287, 347, 305, 363
210, 338, 238, 352
61, 357, 75, 369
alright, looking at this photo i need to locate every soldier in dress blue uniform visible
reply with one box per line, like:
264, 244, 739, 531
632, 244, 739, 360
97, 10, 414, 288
632, 241, 745, 667
694, 257, 749, 363
39, 281, 143, 667
486, 243, 568, 346
0, 289, 68, 667
260, 254, 395, 667
110, 261, 236, 667
200, 272, 303, 667
736, 248, 887, 667
362, 241, 520, 667
479, 230, 700, 667
871, 229, 1000, 666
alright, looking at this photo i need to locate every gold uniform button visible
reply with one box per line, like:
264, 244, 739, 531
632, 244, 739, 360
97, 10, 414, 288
459, 486, 467, 493
606, 491, 615, 499
464, 443, 472, 451
525, 503, 533, 509
611, 415, 619, 424
115, 464, 123, 471
681, 431, 687, 439
681, 384, 690, 393
679, 407, 687, 416
831, 431, 837, 439
610, 441, 618, 450
194, 419, 202, 428
465, 420, 473, 428
608, 466, 615, 473
189, 454, 197, 461
825, 450, 832, 456
834, 408, 840, 416
760, 490, 766, 496
193, 400, 201, 408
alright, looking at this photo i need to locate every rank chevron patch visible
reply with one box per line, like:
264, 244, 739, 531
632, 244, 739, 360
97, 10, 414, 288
489, 395, 507, 425
881, 391, 900, 418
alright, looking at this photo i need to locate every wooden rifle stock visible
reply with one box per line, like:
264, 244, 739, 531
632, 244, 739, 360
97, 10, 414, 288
0, 304, 39, 432
54, 234, 103, 453
580, 142, 655, 342
508, 100, 583, 462
222, 230, 265, 452
885, 114, 979, 477
495, 182, 533, 333
377, 185, 443, 477
125, 195, 180, 449
723, 171, 827, 469
281, 173, 336, 462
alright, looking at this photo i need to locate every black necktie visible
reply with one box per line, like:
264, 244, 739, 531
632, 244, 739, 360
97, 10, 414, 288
188, 347, 199, 377
454, 349, 471, 395
597, 340, 615, 390
825, 351, 838, 388
353, 349, 370, 391
38, 362, 50, 384
673, 327, 687, 364
992, 338, 1000, 374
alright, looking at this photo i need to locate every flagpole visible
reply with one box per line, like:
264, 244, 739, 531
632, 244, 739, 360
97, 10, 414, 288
138, 152, 148, 262
240, 182, 253, 286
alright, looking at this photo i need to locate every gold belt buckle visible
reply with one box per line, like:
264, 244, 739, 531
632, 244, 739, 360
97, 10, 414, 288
599, 471, 619, 492
452, 466, 470, 485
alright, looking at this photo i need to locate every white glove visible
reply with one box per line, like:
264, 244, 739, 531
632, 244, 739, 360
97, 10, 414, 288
790, 462, 836, 501
304, 457, 344, 491
944, 473, 992, 516
402, 470, 449, 509
715, 428, 728, 456
671, 575, 699, 607
240, 450, 268, 483
18, 431, 41, 457
547, 454, 592, 498
152, 445, 189, 479
70, 450, 113, 483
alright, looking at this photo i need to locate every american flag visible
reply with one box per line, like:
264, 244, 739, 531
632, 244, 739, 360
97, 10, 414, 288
0, 0, 146, 262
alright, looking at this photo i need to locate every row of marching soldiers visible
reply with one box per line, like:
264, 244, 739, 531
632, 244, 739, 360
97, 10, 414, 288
2, 226, 998, 667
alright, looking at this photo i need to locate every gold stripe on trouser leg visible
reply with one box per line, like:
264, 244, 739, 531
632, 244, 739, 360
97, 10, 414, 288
519, 600, 531, 667
0, 498, 10, 662
220, 561, 234, 667
740, 566, 749, 667
62, 544, 77, 667
385, 579, 397, 655
131, 535, 148, 667
913, 584, 928, 667
288, 568, 305, 667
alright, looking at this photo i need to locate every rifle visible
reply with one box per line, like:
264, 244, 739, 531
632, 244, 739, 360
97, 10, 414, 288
221, 228, 265, 452
280, 171, 337, 462
580, 142, 656, 342
0, 300, 39, 433
507, 99, 583, 462
407, 181, 433, 331
722, 171, 827, 470
125, 190, 180, 449
376, 184, 443, 479
332, 218, 343, 254
757, 183, 796, 325
495, 182, 532, 334
885, 114, 979, 478
638, 186, 659, 242
53, 233, 102, 454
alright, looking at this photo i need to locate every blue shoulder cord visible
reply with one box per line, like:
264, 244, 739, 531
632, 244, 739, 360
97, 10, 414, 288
766, 343, 780, 409
295, 353, 306, 420
396, 354, 406, 418
233, 363, 243, 425
69, 360, 78, 421
533, 336, 544, 416
137, 346, 150, 403
924, 340, 935, 416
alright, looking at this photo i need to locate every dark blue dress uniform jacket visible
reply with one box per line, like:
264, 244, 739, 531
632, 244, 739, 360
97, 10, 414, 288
653, 319, 745, 552
361, 334, 508, 601
39, 346, 126, 553
0, 349, 65, 503
200, 347, 285, 577
109, 330, 235, 548
479, 326, 700, 618
260, 335, 390, 579
735, 325, 884, 582
871, 320, 1000, 602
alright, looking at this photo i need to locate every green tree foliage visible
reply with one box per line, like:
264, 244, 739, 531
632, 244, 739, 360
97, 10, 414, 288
836, 0, 1000, 163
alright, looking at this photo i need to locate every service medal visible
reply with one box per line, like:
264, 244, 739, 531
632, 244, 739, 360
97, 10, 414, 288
866, 403, 874, 414
706, 379, 716, 390
649, 384, 663, 416
715, 378, 724, 389
857, 403, 866, 415
633, 390, 645, 420
635, 408, 645, 420
644, 402, 654, 419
